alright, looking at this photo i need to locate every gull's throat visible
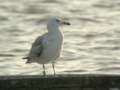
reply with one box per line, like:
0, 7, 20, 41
47, 24, 60, 34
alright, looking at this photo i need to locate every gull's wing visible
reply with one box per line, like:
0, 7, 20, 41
23, 34, 47, 63
29, 35, 43, 57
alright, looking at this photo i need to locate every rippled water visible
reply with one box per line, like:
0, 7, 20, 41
0, 0, 120, 75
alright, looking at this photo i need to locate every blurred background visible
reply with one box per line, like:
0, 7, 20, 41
0, 0, 120, 75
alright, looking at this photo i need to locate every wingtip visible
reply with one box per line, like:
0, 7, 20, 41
25, 60, 31, 64
22, 57, 29, 59
22, 57, 31, 64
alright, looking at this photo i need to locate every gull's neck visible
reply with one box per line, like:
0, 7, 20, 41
47, 24, 61, 35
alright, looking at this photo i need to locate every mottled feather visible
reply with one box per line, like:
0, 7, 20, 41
24, 34, 47, 63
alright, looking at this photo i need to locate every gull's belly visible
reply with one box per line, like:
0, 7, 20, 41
37, 31, 63, 64
43, 40, 62, 60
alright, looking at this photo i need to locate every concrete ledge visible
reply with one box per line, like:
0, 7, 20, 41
0, 74, 120, 90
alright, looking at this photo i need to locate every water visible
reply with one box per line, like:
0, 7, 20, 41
0, 0, 120, 75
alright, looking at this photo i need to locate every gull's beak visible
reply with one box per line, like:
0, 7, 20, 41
62, 21, 71, 25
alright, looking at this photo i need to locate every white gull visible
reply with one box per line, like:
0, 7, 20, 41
23, 18, 70, 75
23, 17, 70, 76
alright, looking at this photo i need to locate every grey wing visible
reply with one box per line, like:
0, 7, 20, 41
23, 33, 47, 63
29, 35, 44, 58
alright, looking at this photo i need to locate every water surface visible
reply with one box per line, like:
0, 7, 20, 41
0, 0, 120, 75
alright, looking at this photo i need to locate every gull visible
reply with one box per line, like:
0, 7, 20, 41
23, 17, 70, 76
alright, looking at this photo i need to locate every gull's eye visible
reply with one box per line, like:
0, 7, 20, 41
56, 19, 60, 22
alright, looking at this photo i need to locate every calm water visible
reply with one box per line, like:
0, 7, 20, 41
0, 0, 120, 75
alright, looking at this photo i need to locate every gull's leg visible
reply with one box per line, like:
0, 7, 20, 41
42, 64, 46, 76
52, 63, 56, 76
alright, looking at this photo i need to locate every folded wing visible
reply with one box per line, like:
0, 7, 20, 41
23, 34, 45, 63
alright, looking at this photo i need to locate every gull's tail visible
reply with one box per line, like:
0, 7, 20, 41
22, 57, 29, 59
22, 57, 31, 64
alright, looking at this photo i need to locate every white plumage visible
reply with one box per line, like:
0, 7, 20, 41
23, 17, 70, 75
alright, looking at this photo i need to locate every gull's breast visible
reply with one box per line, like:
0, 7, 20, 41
41, 32, 63, 61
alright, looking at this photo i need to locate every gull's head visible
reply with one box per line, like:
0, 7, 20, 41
47, 17, 70, 28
